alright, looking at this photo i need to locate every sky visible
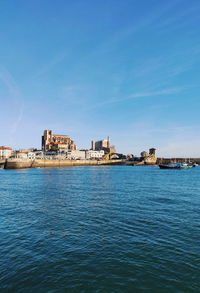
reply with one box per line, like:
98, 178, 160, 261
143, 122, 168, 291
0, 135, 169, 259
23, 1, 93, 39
0, 0, 200, 157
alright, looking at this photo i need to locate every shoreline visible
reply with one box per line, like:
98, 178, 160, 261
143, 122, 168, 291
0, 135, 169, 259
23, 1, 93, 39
2, 157, 200, 170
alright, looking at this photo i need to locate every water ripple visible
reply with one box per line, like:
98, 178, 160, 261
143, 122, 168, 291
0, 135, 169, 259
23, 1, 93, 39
0, 166, 200, 292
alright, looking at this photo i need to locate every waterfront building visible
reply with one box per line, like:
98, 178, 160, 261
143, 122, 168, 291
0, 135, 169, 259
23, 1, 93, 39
0, 146, 12, 158
13, 150, 36, 160
86, 150, 104, 159
42, 130, 77, 152
67, 150, 86, 160
149, 148, 156, 156
91, 137, 116, 153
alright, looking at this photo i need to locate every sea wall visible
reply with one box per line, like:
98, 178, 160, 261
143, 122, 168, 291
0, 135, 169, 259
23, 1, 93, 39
5, 158, 124, 169
0, 159, 6, 169
157, 158, 200, 164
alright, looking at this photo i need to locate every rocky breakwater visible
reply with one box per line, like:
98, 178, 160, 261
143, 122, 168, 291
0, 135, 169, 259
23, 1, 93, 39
5, 158, 124, 169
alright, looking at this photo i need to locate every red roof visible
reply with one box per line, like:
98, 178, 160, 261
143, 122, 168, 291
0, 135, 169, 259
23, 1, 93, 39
0, 146, 12, 150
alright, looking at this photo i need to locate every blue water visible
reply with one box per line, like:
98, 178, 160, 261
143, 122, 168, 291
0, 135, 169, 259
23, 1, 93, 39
0, 166, 199, 293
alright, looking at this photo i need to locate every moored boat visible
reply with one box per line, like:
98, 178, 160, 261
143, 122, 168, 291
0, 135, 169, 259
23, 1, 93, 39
159, 163, 194, 169
180, 163, 193, 169
159, 163, 181, 169
192, 163, 198, 167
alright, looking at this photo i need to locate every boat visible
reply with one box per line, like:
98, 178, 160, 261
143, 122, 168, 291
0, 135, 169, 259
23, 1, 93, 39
180, 163, 193, 169
159, 163, 193, 169
192, 163, 198, 167
159, 163, 181, 169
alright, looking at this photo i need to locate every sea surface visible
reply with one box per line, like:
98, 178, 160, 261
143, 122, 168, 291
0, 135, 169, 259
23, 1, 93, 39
0, 166, 199, 293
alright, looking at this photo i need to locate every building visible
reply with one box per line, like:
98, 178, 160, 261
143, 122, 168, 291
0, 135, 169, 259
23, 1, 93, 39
149, 148, 156, 156
86, 150, 104, 159
91, 137, 116, 153
67, 150, 86, 160
140, 148, 157, 165
13, 149, 36, 160
0, 146, 12, 158
42, 130, 77, 152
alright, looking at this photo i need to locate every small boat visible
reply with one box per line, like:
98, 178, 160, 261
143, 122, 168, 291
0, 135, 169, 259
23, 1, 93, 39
159, 163, 181, 169
159, 163, 193, 169
192, 163, 198, 167
180, 163, 193, 169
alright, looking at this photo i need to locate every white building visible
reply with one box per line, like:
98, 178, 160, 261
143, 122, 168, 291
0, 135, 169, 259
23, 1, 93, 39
27, 152, 36, 160
0, 147, 12, 158
86, 150, 104, 159
67, 150, 86, 160
13, 150, 36, 160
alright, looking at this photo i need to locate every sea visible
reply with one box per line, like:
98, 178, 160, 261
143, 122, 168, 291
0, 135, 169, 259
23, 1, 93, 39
0, 166, 199, 293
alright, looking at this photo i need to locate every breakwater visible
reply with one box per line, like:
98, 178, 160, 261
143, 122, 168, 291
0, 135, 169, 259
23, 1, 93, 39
5, 158, 125, 169
3, 157, 200, 169
157, 157, 200, 164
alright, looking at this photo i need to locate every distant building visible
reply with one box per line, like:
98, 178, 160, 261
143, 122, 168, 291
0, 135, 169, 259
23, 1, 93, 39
66, 150, 105, 160
149, 148, 156, 156
0, 146, 12, 158
13, 149, 36, 160
91, 137, 116, 153
86, 150, 104, 159
67, 150, 86, 160
140, 148, 157, 164
42, 130, 77, 152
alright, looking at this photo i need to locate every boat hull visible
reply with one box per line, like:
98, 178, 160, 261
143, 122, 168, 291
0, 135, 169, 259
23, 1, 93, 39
159, 164, 180, 169
159, 163, 194, 169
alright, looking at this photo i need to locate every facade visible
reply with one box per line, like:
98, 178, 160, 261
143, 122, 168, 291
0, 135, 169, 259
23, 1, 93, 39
13, 150, 36, 160
66, 150, 105, 160
67, 150, 86, 160
91, 138, 110, 150
149, 148, 156, 155
0, 146, 12, 158
91, 137, 116, 153
42, 130, 77, 152
86, 150, 104, 159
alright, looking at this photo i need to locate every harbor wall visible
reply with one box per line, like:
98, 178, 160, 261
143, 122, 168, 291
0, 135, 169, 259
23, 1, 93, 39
4, 157, 200, 169
157, 158, 200, 164
5, 158, 125, 169
0, 159, 6, 169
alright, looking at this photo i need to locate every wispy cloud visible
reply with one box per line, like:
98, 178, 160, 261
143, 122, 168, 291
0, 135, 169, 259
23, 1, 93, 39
90, 0, 183, 56
0, 67, 24, 144
10, 102, 24, 135
87, 86, 187, 110
33, 51, 68, 78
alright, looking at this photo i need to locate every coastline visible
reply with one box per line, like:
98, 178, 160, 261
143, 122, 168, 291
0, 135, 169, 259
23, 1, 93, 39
3, 157, 200, 170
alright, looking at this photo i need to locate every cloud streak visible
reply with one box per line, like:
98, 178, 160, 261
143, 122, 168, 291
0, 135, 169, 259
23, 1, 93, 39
87, 86, 187, 110
0, 67, 24, 144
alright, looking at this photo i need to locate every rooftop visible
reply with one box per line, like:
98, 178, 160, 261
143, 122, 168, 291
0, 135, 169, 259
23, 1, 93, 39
0, 146, 12, 150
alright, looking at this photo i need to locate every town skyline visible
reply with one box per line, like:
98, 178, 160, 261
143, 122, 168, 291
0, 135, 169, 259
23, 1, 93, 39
1, 0, 200, 157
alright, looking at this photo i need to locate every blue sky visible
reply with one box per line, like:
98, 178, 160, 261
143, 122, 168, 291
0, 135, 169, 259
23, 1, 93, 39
0, 0, 200, 157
